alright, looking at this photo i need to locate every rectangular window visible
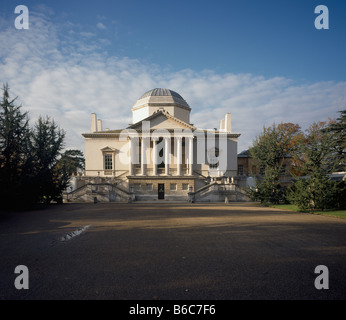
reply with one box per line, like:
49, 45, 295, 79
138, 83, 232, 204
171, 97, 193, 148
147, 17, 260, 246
182, 183, 189, 191
170, 183, 177, 191
134, 183, 141, 191
208, 148, 219, 169
238, 165, 244, 176
146, 183, 153, 191
104, 154, 113, 170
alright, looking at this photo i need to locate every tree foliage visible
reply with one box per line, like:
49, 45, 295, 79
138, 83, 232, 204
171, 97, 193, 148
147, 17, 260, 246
249, 117, 346, 210
287, 120, 345, 210
248, 123, 302, 204
0, 84, 33, 206
0, 84, 84, 209
30, 116, 66, 203
324, 110, 346, 172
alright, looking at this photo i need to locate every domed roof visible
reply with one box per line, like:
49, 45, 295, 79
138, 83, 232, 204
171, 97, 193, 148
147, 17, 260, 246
134, 88, 190, 110
139, 88, 184, 100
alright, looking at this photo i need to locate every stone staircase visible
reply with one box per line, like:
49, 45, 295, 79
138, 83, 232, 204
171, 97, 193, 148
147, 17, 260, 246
64, 182, 135, 203
188, 181, 250, 202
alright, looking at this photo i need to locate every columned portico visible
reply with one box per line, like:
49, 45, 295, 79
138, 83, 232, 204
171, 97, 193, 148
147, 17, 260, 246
128, 134, 195, 177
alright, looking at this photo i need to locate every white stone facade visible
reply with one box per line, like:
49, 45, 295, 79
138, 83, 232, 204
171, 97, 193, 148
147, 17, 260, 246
67, 88, 244, 202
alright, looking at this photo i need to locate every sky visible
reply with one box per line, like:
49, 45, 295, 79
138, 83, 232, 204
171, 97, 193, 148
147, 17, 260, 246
1, 0, 346, 153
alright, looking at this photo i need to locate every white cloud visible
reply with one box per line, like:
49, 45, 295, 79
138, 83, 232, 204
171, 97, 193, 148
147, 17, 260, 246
0, 10, 345, 154
96, 22, 107, 30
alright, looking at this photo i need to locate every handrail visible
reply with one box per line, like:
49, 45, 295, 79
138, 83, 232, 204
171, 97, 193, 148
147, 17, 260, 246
67, 182, 133, 201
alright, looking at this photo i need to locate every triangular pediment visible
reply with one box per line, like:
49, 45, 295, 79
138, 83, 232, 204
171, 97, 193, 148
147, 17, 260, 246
127, 111, 195, 131
100, 146, 116, 152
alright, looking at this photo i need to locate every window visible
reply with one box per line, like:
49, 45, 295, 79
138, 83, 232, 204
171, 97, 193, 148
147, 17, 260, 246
170, 183, 177, 191
208, 148, 219, 169
134, 184, 141, 191
182, 183, 189, 191
146, 183, 153, 191
135, 140, 141, 168
238, 165, 244, 176
104, 154, 113, 170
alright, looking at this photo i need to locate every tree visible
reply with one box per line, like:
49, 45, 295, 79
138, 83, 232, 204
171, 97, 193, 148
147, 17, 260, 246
249, 123, 302, 203
0, 84, 33, 208
325, 109, 346, 171
55, 149, 85, 193
31, 116, 66, 203
287, 121, 345, 210
56, 149, 85, 176
0, 83, 85, 209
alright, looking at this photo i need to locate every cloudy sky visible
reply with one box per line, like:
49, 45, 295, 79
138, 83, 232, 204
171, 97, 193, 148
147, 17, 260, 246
1, 0, 346, 152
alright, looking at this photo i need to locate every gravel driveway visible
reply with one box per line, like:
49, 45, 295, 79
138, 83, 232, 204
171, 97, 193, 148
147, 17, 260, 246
1, 202, 346, 300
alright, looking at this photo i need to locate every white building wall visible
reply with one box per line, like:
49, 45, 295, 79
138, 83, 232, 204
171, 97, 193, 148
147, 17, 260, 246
226, 138, 238, 175
84, 137, 129, 177
132, 107, 149, 124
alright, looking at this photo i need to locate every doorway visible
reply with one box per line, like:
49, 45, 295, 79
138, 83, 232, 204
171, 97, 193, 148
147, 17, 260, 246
158, 184, 165, 200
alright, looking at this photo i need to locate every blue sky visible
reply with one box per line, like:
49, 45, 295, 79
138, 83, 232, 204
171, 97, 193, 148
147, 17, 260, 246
1, 0, 346, 151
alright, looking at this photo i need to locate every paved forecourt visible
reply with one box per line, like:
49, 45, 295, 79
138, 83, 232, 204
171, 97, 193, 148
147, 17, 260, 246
1, 202, 346, 300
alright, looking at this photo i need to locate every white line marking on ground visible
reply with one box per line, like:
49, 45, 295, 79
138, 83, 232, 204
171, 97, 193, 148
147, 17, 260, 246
59, 225, 91, 242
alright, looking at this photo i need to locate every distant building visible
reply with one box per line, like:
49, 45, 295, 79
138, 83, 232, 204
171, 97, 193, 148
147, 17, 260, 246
237, 149, 293, 188
66, 88, 250, 202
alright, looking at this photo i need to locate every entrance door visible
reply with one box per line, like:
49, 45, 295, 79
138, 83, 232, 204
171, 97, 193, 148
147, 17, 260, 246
158, 184, 165, 200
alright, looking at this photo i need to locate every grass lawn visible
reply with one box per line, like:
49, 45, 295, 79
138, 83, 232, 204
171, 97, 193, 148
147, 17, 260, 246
269, 204, 346, 219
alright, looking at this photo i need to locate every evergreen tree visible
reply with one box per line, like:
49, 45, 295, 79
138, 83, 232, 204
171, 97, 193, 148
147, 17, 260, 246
31, 116, 65, 203
0, 83, 85, 209
56, 149, 85, 177
0, 84, 33, 208
287, 121, 345, 210
326, 109, 346, 171
55, 149, 85, 194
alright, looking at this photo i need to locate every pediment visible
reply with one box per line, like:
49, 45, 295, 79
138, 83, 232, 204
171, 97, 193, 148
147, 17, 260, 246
128, 110, 195, 131
100, 146, 116, 152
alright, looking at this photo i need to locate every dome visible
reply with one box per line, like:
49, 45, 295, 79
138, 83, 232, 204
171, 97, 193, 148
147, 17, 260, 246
139, 88, 184, 100
134, 88, 190, 110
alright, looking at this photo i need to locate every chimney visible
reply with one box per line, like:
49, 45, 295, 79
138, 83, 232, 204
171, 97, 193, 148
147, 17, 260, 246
97, 119, 103, 132
225, 113, 231, 132
91, 113, 97, 132
220, 119, 225, 131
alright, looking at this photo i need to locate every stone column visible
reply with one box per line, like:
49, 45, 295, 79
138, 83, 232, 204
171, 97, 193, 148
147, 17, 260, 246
152, 137, 158, 176
129, 138, 134, 176
164, 137, 170, 175
176, 137, 182, 176
188, 136, 193, 176
141, 137, 147, 175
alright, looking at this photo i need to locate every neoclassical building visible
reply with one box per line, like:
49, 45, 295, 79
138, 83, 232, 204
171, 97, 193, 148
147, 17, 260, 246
67, 88, 249, 202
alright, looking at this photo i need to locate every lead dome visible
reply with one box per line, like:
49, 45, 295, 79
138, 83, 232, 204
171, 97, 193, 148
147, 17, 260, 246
132, 88, 191, 124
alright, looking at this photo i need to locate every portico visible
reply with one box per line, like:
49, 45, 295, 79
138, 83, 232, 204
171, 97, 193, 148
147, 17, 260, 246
128, 133, 194, 177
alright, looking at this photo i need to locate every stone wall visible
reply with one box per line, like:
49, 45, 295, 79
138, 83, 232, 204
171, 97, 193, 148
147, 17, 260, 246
128, 177, 195, 201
